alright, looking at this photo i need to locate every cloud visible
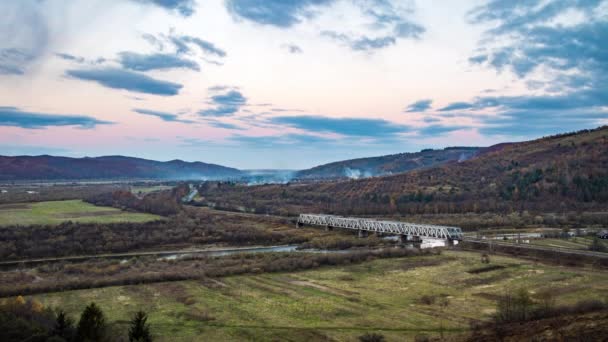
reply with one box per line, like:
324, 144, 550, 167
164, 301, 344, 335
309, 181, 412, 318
225, 1, 424, 51
478, 109, 606, 137
55, 53, 106, 65
211, 90, 247, 106
206, 120, 245, 130
438, 102, 474, 111
0, 106, 111, 129
394, 21, 425, 39
322, 31, 397, 51
468, 1, 607, 84
133, 108, 194, 123
198, 89, 248, 117
133, 0, 195, 17
118, 52, 200, 72
55, 53, 85, 63
0, 2, 49, 75
66, 68, 183, 96
405, 99, 432, 112
230, 133, 334, 148
177, 36, 226, 58
283, 43, 303, 54
225, 0, 333, 28
270, 115, 410, 138
418, 125, 468, 136
458, 0, 608, 138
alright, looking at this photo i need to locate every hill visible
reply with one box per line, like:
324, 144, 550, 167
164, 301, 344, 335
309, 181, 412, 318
295, 147, 481, 180
197, 126, 608, 217
0, 155, 242, 181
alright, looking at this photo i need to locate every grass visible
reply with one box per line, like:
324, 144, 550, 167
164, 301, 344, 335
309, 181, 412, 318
0, 200, 162, 226
28, 251, 608, 341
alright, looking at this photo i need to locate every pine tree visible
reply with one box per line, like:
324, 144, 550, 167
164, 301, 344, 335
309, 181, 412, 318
52, 310, 75, 341
76, 302, 106, 342
128, 311, 152, 342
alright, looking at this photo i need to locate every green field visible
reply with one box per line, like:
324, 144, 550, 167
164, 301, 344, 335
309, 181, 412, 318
30, 251, 608, 341
0, 200, 162, 226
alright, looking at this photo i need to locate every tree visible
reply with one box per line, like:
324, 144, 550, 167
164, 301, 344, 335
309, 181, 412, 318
128, 311, 152, 342
52, 310, 75, 341
589, 237, 607, 252
76, 303, 106, 342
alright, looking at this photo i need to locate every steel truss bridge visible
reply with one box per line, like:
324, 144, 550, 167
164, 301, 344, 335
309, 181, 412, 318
297, 214, 463, 241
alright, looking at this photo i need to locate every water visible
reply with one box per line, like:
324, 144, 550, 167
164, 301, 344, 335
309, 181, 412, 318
158, 245, 299, 261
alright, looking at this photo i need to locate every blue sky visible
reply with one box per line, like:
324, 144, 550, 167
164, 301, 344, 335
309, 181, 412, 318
0, 0, 606, 169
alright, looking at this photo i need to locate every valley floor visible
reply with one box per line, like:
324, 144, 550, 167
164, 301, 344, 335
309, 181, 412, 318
0, 200, 161, 226
25, 251, 608, 341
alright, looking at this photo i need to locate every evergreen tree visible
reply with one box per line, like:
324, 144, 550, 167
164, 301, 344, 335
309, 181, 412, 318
128, 311, 152, 342
52, 310, 75, 341
76, 303, 106, 342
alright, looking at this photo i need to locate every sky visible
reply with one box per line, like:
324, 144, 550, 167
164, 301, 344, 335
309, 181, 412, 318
0, 0, 606, 169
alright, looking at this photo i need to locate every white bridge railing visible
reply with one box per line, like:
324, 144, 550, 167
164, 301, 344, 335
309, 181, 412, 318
298, 214, 463, 240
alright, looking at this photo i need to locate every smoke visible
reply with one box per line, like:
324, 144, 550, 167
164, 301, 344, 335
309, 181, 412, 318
343, 167, 373, 179
458, 152, 474, 163
243, 170, 296, 185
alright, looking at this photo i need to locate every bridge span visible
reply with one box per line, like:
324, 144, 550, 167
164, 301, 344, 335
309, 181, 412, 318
297, 214, 463, 242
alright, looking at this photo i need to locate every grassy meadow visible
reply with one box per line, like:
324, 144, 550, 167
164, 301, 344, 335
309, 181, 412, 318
0, 200, 161, 226
29, 251, 608, 341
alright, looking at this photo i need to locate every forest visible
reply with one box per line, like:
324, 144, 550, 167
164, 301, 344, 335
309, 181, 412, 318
196, 127, 608, 218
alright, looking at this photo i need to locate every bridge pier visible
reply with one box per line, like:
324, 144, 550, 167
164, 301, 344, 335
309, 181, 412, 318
358, 229, 368, 238
296, 221, 303, 228
325, 225, 333, 231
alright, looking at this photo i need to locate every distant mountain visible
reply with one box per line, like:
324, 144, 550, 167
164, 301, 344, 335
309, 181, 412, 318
0, 155, 242, 181
296, 147, 481, 180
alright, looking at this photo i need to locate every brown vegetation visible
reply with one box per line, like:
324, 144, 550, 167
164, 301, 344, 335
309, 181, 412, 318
0, 248, 437, 297
198, 127, 608, 219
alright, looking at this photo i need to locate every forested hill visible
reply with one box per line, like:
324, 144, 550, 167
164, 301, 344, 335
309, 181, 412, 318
0, 155, 242, 181
198, 126, 608, 216
295, 147, 481, 180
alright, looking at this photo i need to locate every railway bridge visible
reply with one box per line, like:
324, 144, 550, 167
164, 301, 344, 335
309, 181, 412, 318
297, 214, 463, 243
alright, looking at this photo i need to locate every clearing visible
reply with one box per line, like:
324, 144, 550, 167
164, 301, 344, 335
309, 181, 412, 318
0, 200, 162, 226
28, 251, 608, 341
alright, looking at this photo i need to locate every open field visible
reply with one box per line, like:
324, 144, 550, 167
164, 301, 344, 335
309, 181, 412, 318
0, 200, 162, 226
28, 251, 608, 341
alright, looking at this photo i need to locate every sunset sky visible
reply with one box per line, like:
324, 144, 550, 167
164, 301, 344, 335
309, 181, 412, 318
1, 0, 606, 169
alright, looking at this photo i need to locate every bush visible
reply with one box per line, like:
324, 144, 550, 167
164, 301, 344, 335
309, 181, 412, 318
359, 332, 385, 342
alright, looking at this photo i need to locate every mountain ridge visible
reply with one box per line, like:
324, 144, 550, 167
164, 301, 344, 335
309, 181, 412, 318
0, 155, 242, 181
295, 146, 483, 180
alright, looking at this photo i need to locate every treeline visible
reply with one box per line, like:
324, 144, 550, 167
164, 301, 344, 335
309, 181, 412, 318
0, 184, 124, 205
84, 185, 189, 216
0, 297, 152, 341
468, 288, 608, 341
0, 212, 305, 261
0, 248, 435, 297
